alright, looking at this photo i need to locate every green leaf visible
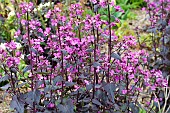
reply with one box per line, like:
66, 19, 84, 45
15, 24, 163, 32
139, 108, 147, 113
114, 12, 123, 18
100, 15, 108, 21
121, 9, 130, 20
124, 0, 129, 4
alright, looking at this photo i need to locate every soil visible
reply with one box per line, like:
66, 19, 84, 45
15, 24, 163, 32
127, 9, 149, 30
0, 91, 12, 113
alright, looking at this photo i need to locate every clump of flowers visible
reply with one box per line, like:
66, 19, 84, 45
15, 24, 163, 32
138, 0, 170, 112
0, 0, 168, 113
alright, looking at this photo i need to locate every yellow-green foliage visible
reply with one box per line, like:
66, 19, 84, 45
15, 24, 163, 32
115, 22, 135, 38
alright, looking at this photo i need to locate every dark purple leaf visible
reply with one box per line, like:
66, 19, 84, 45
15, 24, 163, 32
31, 48, 38, 54
165, 25, 170, 35
36, 80, 44, 88
95, 84, 101, 88
93, 62, 101, 68
121, 104, 127, 111
111, 53, 121, 60
86, 83, 93, 91
146, 28, 157, 34
23, 65, 32, 74
25, 92, 34, 105
10, 67, 17, 73
61, 49, 67, 55
94, 5, 99, 13
92, 99, 102, 106
83, 98, 91, 103
104, 83, 115, 103
91, 104, 98, 111
86, 48, 93, 52
44, 85, 51, 93
10, 95, 25, 113
34, 89, 41, 104
57, 99, 74, 113
0, 75, 9, 82
83, 104, 90, 108
129, 103, 139, 113
53, 76, 63, 85
65, 81, 75, 87
114, 104, 120, 111
25, 90, 41, 105
0, 83, 10, 90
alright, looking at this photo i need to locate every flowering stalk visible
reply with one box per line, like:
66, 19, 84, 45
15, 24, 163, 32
57, 25, 64, 104
26, 11, 34, 90
107, 0, 112, 83
92, 25, 97, 98
26, 11, 37, 113
95, 7, 99, 84
126, 60, 129, 112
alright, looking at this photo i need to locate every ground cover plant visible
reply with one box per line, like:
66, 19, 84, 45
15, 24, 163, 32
0, 0, 169, 113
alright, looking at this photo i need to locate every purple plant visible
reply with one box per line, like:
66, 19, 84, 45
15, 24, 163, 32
137, 0, 170, 112
0, 0, 168, 113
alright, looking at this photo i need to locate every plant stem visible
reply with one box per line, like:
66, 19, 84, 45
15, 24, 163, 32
27, 11, 36, 113
126, 60, 129, 112
107, 1, 112, 83
92, 25, 97, 98
57, 25, 64, 104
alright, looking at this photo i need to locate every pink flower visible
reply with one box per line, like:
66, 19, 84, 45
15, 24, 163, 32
74, 85, 79, 90
154, 98, 159, 103
142, 7, 146, 11
44, 27, 51, 36
99, 0, 107, 8
161, 79, 168, 87
90, 0, 97, 4
109, 1, 115, 6
122, 90, 127, 94
45, 10, 52, 18
5, 41, 17, 50
21, 19, 27, 25
38, 28, 43, 33
84, 80, 89, 85
114, 6, 121, 12
128, 74, 134, 79
16, 12, 21, 18
146, 101, 150, 106
68, 75, 73, 82
19, 2, 34, 14
6, 57, 20, 68
47, 102, 55, 109
14, 30, 21, 38
16, 51, 21, 57
151, 86, 156, 90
